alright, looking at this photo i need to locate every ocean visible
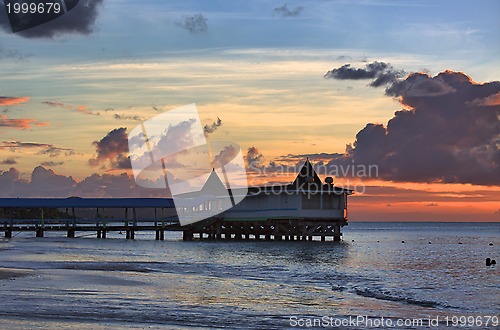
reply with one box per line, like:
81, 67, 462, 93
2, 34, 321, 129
0, 222, 498, 329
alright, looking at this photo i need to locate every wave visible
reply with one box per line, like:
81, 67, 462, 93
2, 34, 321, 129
58, 261, 162, 273
354, 287, 443, 308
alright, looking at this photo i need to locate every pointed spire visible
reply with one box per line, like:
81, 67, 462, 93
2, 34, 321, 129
292, 158, 322, 187
201, 170, 228, 196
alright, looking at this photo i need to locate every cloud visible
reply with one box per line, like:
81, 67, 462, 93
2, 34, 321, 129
324, 61, 405, 87
76, 105, 99, 116
42, 101, 100, 116
175, 13, 208, 34
469, 91, 500, 107
0, 166, 169, 198
273, 4, 303, 17
246, 147, 264, 170
0, 141, 51, 149
204, 117, 222, 135
40, 161, 64, 167
0, 0, 104, 39
0, 115, 49, 130
0, 157, 16, 165
0, 168, 29, 193
0, 96, 29, 106
89, 127, 131, 169
29, 166, 77, 195
212, 144, 238, 168
0, 141, 75, 157
114, 114, 143, 121
0, 47, 33, 60
275, 152, 343, 163
323, 68, 500, 185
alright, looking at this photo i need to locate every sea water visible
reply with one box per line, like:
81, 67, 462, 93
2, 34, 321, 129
0, 222, 498, 329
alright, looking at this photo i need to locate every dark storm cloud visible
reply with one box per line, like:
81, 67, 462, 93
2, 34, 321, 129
204, 117, 222, 135
175, 13, 208, 34
273, 4, 303, 17
324, 70, 500, 185
0, 0, 104, 38
324, 61, 405, 87
89, 127, 131, 169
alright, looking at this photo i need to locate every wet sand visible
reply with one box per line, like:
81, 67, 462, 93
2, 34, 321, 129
0, 267, 33, 280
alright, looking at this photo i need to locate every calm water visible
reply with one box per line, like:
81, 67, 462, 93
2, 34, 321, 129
0, 222, 498, 329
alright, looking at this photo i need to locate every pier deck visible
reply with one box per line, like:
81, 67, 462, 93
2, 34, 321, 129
1, 197, 346, 242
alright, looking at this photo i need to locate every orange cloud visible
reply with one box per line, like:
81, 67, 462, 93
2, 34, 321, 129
42, 101, 100, 116
471, 91, 500, 106
0, 96, 30, 106
0, 115, 49, 130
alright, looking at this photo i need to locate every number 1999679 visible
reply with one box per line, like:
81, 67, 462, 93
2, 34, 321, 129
5, 1, 61, 14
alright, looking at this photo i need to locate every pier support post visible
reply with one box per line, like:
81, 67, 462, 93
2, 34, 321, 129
67, 228, 75, 238
155, 229, 164, 240
5, 229, 12, 239
97, 230, 102, 239
334, 224, 341, 242
102, 230, 107, 239
36, 228, 44, 238
183, 230, 193, 241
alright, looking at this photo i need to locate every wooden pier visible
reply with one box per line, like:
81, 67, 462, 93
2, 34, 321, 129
182, 219, 344, 242
1, 160, 351, 242
2, 216, 344, 242
2, 218, 178, 240
1, 198, 180, 240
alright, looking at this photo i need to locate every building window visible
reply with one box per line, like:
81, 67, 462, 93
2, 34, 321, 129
323, 193, 340, 209
302, 193, 320, 209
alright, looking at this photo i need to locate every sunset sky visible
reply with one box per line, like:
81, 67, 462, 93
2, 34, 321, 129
0, 0, 499, 221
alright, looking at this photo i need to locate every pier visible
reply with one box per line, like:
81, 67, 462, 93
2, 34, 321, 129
1, 160, 351, 242
0, 198, 179, 240
1, 198, 346, 242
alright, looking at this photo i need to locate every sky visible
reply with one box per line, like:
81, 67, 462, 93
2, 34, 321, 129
0, 0, 499, 221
